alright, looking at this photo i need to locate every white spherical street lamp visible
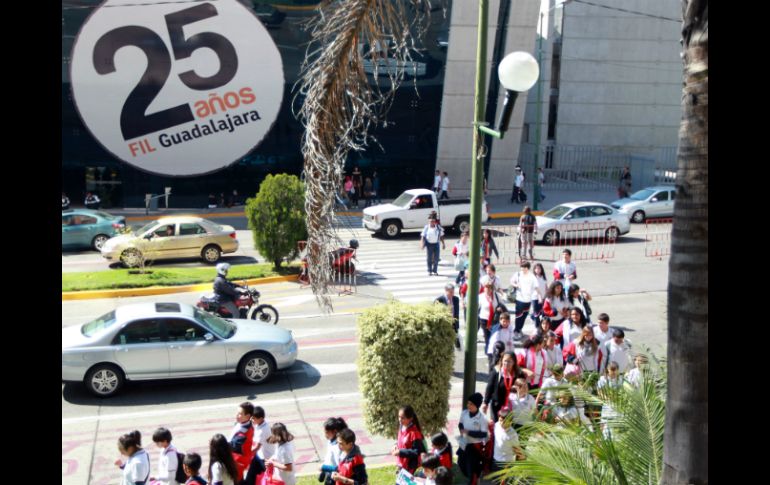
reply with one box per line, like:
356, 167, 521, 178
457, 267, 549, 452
494, 51, 540, 134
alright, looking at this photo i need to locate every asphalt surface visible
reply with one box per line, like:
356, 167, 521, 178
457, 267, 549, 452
62, 214, 670, 485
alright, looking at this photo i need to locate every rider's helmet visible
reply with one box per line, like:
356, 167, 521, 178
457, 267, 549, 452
216, 262, 230, 276
349, 239, 359, 249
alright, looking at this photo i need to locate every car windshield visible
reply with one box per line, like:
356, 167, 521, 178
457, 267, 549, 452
542, 205, 572, 219
630, 189, 655, 201
392, 192, 414, 207
193, 307, 236, 338
82, 310, 117, 337
136, 220, 159, 235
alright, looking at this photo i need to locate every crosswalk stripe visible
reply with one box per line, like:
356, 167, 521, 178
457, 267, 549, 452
379, 282, 454, 292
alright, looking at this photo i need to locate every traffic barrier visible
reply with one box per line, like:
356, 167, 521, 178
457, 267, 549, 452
479, 225, 522, 265
548, 221, 617, 262
644, 218, 673, 259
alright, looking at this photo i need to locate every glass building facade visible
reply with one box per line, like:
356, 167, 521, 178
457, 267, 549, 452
62, 0, 452, 208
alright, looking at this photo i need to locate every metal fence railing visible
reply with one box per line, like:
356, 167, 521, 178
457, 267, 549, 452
514, 144, 678, 191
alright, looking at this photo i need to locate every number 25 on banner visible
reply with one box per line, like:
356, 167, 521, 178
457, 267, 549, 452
71, 0, 284, 176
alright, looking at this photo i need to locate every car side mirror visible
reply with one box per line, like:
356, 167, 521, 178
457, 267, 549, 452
565, 215, 573, 220
204, 333, 214, 342
651, 198, 658, 202
144, 234, 153, 240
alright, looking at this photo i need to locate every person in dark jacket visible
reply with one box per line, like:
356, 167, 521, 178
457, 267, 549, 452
331, 429, 367, 485
435, 283, 461, 349
62, 192, 70, 210
391, 405, 425, 474
482, 352, 534, 423
85, 192, 100, 210
213, 263, 242, 318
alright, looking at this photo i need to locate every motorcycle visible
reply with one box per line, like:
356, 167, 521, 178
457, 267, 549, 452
197, 285, 279, 325
298, 239, 358, 284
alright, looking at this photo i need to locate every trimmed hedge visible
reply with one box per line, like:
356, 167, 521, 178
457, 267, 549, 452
357, 300, 455, 439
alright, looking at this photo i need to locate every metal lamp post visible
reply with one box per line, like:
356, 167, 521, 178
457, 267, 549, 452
463, 1, 539, 406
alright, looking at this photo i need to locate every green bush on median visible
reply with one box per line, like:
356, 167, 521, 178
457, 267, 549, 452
245, 174, 307, 270
357, 300, 455, 439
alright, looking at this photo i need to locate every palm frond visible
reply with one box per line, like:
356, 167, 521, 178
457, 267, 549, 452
497, 363, 667, 485
296, 0, 438, 310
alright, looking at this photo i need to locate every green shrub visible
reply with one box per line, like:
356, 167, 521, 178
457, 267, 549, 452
245, 174, 307, 270
357, 300, 455, 439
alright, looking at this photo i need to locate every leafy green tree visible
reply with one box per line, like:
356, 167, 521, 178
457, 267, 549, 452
245, 174, 307, 270
357, 300, 455, 439
495, 357, 666, 485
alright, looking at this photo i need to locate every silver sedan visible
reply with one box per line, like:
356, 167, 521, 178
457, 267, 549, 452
62, 302, 297, 397
610, 186, 676, 223
534, 202, 631, 245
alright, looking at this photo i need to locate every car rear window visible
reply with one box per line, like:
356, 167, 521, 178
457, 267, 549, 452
82, 310, 117, 337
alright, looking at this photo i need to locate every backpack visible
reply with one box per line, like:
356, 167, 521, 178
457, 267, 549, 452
175, 451, 188, 484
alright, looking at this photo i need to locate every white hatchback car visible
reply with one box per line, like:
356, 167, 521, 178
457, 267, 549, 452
535, 202, 631, 245
610, 186, 676, 223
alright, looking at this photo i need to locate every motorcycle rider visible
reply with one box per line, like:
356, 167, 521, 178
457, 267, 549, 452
214, 263, 243, 318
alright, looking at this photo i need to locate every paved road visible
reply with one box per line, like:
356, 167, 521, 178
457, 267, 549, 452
62, 218, 669, 485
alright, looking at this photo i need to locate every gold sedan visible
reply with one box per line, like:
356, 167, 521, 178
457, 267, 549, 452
100, 216, 239, 267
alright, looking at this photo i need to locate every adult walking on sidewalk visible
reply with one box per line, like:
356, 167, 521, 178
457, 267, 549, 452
618, 166, 632, 198
421, 214, 445, 276
439, 171, 450, 199
435, 283, 461, 349
518, 206, 538, 260
511, 166, 525, 203
433, 170, 442, 195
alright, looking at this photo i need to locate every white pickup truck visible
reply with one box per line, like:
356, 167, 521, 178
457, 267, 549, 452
362, 189, 489, 238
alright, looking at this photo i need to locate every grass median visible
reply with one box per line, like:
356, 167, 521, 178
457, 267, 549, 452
61, 263, 300, 292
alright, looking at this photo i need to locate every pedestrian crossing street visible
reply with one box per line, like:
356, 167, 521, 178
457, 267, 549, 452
334, 215, 470, 304
333, 214, 537, 341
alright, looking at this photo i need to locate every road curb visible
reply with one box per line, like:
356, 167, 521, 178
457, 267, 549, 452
125, 211, 245, 222
490, 210, 544, 219
61, 275, 299, 301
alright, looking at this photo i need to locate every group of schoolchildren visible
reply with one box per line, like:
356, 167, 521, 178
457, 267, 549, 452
434, 243, 648, 484
114, 402, 301, 485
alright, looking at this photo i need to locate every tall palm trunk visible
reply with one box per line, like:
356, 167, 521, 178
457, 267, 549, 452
663, 1, 708, 484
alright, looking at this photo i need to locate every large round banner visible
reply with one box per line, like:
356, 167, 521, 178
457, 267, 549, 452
71, 0, 284, 176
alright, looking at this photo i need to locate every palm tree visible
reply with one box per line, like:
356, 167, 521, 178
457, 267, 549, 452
662, 1, 708, 483
297, 0, 436, 310
493, 361, 666, 485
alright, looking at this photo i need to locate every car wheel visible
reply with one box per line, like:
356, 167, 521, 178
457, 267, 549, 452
201, 245, 222, 264
456, 218, 470, 234
238, 352, 275, 384
382, 221, 401, 239
92, 234, 110, 251
605, 226, 619, 241
631, 210, 645, 223
84, 364, 124, 397
543, 230, 560, 246
120, 248, 142, 268
250, 304, 279, 325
